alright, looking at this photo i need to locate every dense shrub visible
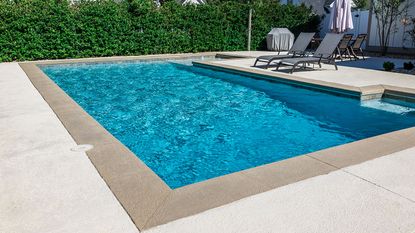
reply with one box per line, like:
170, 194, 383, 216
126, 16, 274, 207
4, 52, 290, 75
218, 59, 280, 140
0, 0, 320, 61
383, 61, 395, 71
403, 62, 414, 70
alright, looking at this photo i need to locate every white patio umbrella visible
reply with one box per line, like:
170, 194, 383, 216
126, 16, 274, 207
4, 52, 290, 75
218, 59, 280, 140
181, 0, 205, 5
329, 0, 354, 33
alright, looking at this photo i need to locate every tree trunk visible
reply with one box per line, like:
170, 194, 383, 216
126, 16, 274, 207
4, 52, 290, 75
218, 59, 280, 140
381, 45, 388, 55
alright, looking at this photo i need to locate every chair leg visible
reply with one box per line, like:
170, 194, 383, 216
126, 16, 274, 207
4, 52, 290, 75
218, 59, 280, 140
253, 59, 259, 67
266, 58, 277, 69
352, 49, 358, 61
349, 48, 358, 60
337, 48, 343, 61
346, 48, 352, 60
344, 49, 348, 60
290, 64, 297, 74
333, 60, 338, 70
360, 48, 365, 60
265, 61, 271, 69
274, 62, 281, 71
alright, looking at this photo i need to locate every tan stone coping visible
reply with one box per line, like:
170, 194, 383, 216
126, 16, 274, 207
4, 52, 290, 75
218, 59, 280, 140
19, 53, 415, 231
193, 60, 415, 103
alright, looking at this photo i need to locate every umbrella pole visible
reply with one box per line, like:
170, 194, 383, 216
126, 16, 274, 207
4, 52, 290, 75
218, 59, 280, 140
248, 8, 252, 51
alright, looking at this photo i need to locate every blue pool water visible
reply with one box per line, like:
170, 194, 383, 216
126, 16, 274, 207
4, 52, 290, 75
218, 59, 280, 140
41, 59, 415, 188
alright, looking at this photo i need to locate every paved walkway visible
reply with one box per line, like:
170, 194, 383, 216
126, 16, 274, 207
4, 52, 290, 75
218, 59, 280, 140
0, 63, 139, 233
1, 60, 415, 233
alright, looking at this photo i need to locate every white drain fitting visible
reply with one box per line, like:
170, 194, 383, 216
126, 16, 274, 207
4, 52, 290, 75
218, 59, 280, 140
70, 144, 94, 152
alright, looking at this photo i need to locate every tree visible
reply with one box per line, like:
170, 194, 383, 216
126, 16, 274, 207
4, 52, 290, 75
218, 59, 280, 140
354, 0, 368, 9
371, 0, 414, 55
406, 17, 415, 47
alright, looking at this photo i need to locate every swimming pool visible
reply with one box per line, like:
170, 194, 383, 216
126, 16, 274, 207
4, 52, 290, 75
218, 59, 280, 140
41, 59, 415, 188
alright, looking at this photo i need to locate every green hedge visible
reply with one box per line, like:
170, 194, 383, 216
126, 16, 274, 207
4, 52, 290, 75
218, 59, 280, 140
0, 0, 320, 62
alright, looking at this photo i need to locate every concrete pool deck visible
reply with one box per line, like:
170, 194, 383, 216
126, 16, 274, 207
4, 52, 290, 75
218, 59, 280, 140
0, 63, 139, 233
2, 53, 415, 232
215, 52, 415, 89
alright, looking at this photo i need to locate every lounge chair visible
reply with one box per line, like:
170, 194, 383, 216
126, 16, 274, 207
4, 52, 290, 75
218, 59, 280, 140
348, 34, 367, 60
274, 33, 344, 73
336, 34, 353, 60
253, 32, 315, 68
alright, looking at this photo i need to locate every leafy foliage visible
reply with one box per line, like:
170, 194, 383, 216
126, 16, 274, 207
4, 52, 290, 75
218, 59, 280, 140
353, 0, 369, 10
403, 61, 414, 70
0, 0, 320, 61
383, 61, 395, 71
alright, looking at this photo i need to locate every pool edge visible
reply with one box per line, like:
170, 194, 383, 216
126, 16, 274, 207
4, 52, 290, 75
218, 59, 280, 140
18, 53, 415, 230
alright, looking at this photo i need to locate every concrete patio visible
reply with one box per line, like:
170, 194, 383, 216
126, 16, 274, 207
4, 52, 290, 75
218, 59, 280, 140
216, 51, 415, 89
0, 63, 139, 233
1, 53, 415, 233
